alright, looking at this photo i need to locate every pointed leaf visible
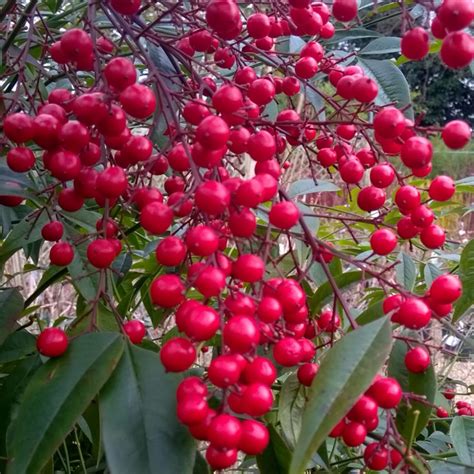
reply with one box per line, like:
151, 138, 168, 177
6, 332, 125, 474
450, 416, 474, 466
99, 343, 195, 474
396, 252, 417, 291
290, 317, 393, 474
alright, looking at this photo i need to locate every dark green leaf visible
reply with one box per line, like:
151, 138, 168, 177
359, 37, 401, 55
323, 28, 382, 45
396, 252, 417, 291
99, 343, 195, 474
0, 288, 24, 345
387, 340, 436, 442
290, 317, 393, 474
0, 330, 36, 364
193, 452, 210, 474
257, 425, 291, 474
6, 332, 125, 474
357, 58, 413, 119
453, 240, 474, 322
278, 374, 306, 448
450, 416, 474, 466
310, 271, 363, 313
356, 300, 384, 326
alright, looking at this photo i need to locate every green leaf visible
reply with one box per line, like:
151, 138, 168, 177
6, 332, 125, 474
424, 262, 443, 287
278, 373, 306, 448
323, 28, 382, 45
0, 330, 36, 364
396, 252, 417, 291
387, 340, 437, 442
450, 416, 474, 466
193, 452, 210, 474
24, 265, 67, 307
257, 425, 291, 474
310, 271, 363, 313
99, 343, 195, 474
359, 37, 401, 55
288, 179, 339, 198
356, 300, 384, 326
0, 288, 24, 345
289, 317, 393, 474
453, 240, 474, 322
357, 57, 413, 119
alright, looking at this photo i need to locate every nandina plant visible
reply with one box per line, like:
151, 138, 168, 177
0, 0, 473, 473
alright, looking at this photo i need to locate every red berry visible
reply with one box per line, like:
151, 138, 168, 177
208, 414, 241, 449
205, 446, 237, 470
123, 320, 146, 344
41, 221, 64, 242
405, 346, 431, 373
150, 275, 185, 308
185, 305, 220, 341
195, 180, 230, 215
37, 327, 68, 357
364, 443, 389, 471
370, 229, 397, 255
297, 363, 319, 386
440, 31, 474, 69
243, 357, 277, 386
357, 186, 386, 212
395, 185, 421, 213
332, 0, 358, 22
119, 84, 156, 118
241, 382, 274, 416
208, 354, 243, 388
429, 175, 455, 201
233, 254, 264, 282
177, 394, 208, 425
273, 337, 302, 366
429, 274, 462, 304
317, 310, 341, 332
238, 419, 269, 455
247, 79, 275, 106
368, 377, 402, 408
348, 395, 378, 422
437, 0, 474, 32
442, 120, 471, 150
140, 202, 173, 235
97, 166, 128, 198
400, 136, 433, 169
6, 147, 35, 173
196, 115, 230, 150
370, 163, 395, 188
420, 224, 446, 249
104, 57, 137, 91
87, 239, 116, 268
436, 407, 449, 418
373, 107, 405, 139
342, 421, 367, 446
401, 27, 429, 60
50, 241, 74, 266
247, 131, 277, 162
269, 201, 300, 229
212, 85, 244, 114
223, 315, 260, 353
155, 236, 186, 266
397, 297, 431, 329
160, 337, 195, 372
61, 28, 93, 60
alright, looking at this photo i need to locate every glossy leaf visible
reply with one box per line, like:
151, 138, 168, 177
99, 343, 195, 474
278, 373, 306, 448
6, 332, 125, 474
257, 425, 291, 474
357, 57, 413, 119
290, 317, 393, 474
396, 252, 417, 291
387, 340, 437, 442
0, 288, 24, 345
450, 416, 474, 466
359, 37, 401, 55
453, 240, 474, 321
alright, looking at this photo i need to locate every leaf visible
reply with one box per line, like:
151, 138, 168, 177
24, 265, 67, 307
453, 240, 474, 322
193, 452, 210, 474
278, 373, 306, 448
387, 340, 437, 442
424, 262, 443, 287
360, 37, 401, 55
323, 28, 382, 45
310, 271, 363, 313
6, 332, 125, 474
99, 343, 195, 474
396, 252, 417, 291
289, 317, 393, 474
356, 300, 384, 326
256, 425, 291, 474
450, 416, 474, 466
288, 179, 339, 198
0, 330, 36, 364
357, 57, 413, 119
0, 288, 24, 345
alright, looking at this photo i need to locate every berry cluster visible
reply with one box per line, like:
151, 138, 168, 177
2, 0, 471, 471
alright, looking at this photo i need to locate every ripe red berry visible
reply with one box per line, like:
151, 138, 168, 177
332, 0, 357, 22
150, 274, 185, 308
123, 320, 146, 344
429, 274, 462, 304
364, 443, 389, 471
357, 186, 386, 212
436, 407, 449, 418
6, 147, 35, 173
50, 241, 74, 266
242, 357, 277, 386
342, 421, 367, 446
160, 337, 195, 372
401, 27, 429, 60
348, 395, 378, 423
87, 239, 117, 268
223, 315, 260, 353
368, 377, 402, 408
208, 354, 243, 388
295, 56, 318, 79
273, 337, 302, 366
120, 84, 156, 118
440, 31, 474, 69
208, 414, 241, 449
420, 224, 446, 249
205, 446, 237, 470
104, 57, 137, 91
437, 0, 474, 32
429, 176, 455, 202
185, 225, 219, 256
238, 419, 269, 455
185, 305, 220, 340
370, 229, 397, 255
195, 180, 230, 215
405, 346, 431, 373
155, 236, 186, 266
400, 136, 433, 169
247, 79, 275, 106
41, 221, 64, 242
177, 394, 208, 425
373, 107, 405, 139
233, 254, 265, 282
60, 28, 93, 60
397, 297, 431, 329
395, 185, 421, 213
247, 131, 277, 162
37, 327, 68, 357
212, 85, 244, 114
241, 382, 274, 416
410, 205, 434, 228
297, 363, 319, 386
97, 166, 128, 198
196, 115, 230, 150
140, 202, 173, 235
269, 201, 300, 229
442, 120, 471, 150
